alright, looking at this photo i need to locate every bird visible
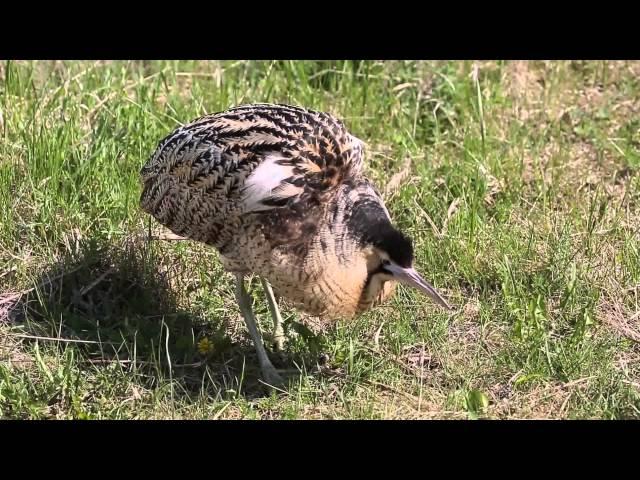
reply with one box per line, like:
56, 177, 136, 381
140, 103, 452, 386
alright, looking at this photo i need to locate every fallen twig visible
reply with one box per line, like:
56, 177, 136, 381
150, 232, 188, 241
79, 267, 116, 296
7, 333, 116, 346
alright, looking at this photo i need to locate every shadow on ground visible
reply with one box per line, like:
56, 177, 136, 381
5, 236, 324, 399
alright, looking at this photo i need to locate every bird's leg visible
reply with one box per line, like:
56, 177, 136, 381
260, 277, 285, 352
234, 274, 284, 386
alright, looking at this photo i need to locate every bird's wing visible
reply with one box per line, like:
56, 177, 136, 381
139, 104, 364, 242
230, 104, 365, 212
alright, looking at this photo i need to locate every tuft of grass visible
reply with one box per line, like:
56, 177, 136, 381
1, 60, 639, 419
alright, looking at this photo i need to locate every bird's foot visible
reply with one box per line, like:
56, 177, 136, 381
259, 365, 300, 388
272, 334, 285, 353
263, 331, 287, 352
260, 365, 285, 388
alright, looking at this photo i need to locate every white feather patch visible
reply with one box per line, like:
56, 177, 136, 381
242, 155, 300, 211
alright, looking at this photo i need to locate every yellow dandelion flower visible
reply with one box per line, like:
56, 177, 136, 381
197, 337, 213, 355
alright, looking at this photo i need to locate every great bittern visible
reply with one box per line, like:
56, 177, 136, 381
140, 103, 451, 385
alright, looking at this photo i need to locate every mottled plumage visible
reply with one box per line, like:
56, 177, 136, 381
140, 103, 450, 385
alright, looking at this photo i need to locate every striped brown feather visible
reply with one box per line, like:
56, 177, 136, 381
140, 103, 364, 250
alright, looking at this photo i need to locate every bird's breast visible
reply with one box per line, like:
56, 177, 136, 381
264, 245, 395, 320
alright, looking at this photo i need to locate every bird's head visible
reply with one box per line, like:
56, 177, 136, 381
342, 181, 452, 313
362, 224, 452, 310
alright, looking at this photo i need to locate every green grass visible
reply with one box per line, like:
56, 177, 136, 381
1, 60, 639, 419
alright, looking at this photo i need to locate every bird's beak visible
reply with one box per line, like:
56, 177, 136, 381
385, 262, 452, 310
